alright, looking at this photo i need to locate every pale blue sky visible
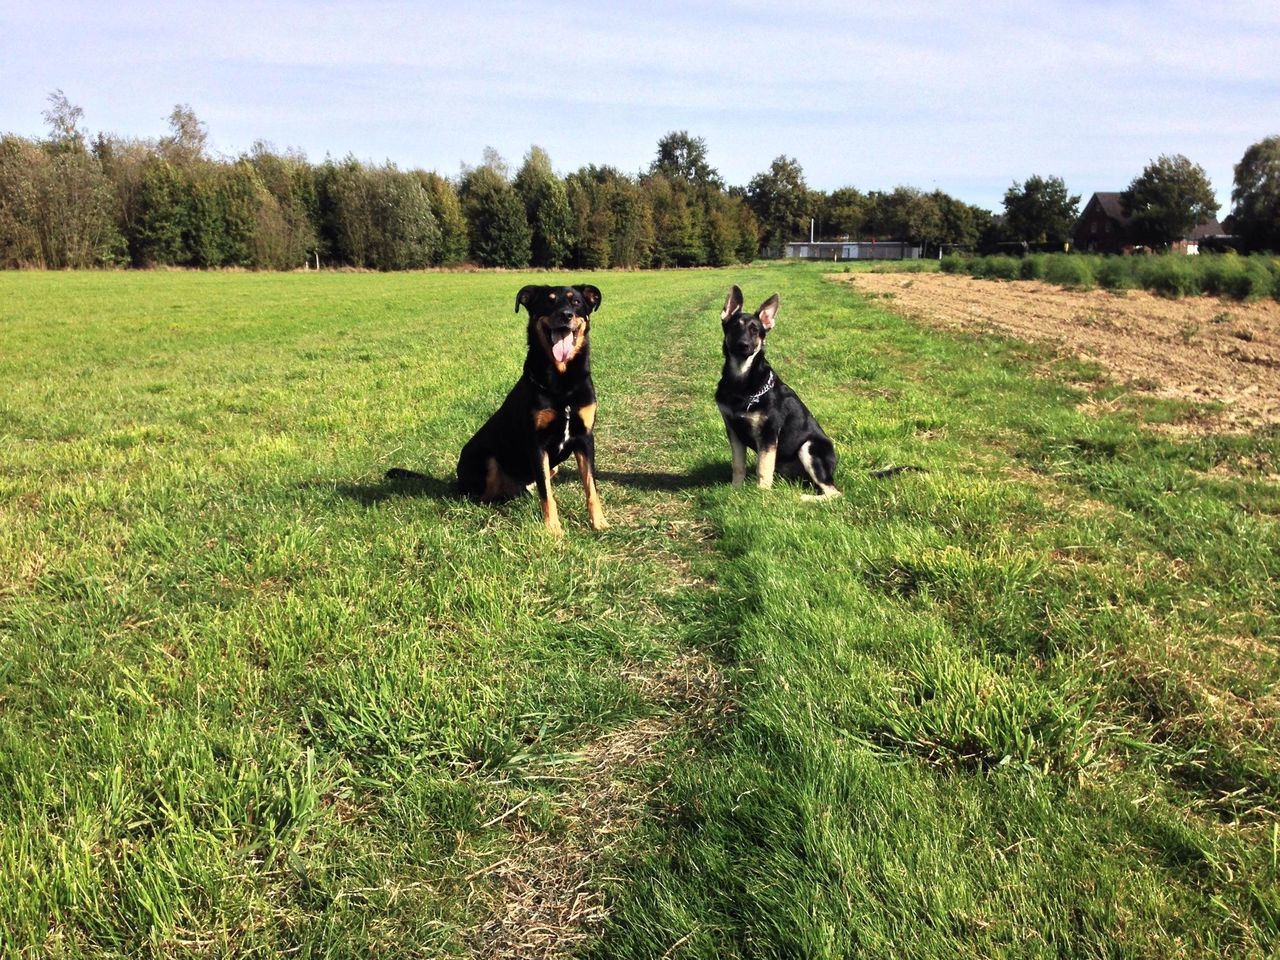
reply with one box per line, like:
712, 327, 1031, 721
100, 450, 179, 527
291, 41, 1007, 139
2, 1, 1276, 213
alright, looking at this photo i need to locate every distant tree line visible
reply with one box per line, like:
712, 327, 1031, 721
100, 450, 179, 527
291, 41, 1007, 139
3, 93, 1278, 269
0, 101, 765, 270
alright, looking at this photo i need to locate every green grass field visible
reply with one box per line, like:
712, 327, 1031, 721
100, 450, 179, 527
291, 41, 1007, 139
2, 265, 1278, 958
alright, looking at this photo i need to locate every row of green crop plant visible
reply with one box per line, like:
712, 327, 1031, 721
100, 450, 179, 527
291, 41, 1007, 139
940, 252, 1280, 300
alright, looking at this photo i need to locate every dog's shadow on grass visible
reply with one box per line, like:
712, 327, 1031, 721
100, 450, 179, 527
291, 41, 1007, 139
328, 468, 454, 507
320, 462, 724, 507
598, 461, 723, 491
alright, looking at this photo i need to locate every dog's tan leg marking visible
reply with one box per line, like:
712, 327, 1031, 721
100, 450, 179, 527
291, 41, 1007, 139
481, 457, 505, 501
757, 444, 777, 489
577, 403, 597, 432
722, 414, 747, 487
533, 408, 556, 430
575, 449, 608, 531
538, 450, 563, 536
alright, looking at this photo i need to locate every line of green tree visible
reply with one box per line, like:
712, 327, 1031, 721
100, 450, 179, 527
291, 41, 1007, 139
1, 99, 766, 270
3, 94, 1278, 269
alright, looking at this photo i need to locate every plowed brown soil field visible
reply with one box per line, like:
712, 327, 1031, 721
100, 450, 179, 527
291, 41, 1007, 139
840, 272, 1280, 432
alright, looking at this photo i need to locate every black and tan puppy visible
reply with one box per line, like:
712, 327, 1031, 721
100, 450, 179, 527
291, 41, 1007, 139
716, 285, 840, 498
456, 284, 606, 535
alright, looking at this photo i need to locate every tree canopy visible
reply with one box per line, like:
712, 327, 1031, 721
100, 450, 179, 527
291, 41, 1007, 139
514, 146, 574, 268
1232, 135, 1280, 251
1002, 175, 1080, 245
819, 187, 867, 239
650, 131, 722, 189
459, 152, 532, 268
746, 156, 811, 250
1121, 154, 1218, 246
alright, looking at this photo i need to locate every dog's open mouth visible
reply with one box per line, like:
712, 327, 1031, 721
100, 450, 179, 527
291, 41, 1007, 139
550, 329, 576, 364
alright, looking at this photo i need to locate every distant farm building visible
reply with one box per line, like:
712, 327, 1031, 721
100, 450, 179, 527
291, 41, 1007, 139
784, 240, 921, 261
1073, 192, 1233, 254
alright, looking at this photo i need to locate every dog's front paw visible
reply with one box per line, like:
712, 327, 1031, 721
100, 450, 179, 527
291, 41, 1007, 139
590, 515, 609, 532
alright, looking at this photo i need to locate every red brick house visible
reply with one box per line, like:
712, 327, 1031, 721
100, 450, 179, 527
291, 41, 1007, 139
1073, 192, 1130, 253
1072, 192, 1231, 253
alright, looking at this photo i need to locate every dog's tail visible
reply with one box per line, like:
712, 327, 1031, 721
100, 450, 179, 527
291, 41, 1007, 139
869, 464, 927, 479
385, 467, 430, 482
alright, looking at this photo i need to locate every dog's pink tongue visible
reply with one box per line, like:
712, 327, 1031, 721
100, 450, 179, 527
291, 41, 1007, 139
552, 333, 574, 364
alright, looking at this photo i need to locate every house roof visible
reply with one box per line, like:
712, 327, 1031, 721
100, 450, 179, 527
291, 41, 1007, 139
1188, 220, 1227, 240
1090, 192, 1129, 223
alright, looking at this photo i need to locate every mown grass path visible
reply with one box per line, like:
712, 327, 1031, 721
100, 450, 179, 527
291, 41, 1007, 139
2, 266, 1278, 958
0, 268, 761, 957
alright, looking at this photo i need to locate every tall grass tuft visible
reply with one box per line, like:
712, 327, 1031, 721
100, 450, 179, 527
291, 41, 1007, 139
1139, 256, 1199, 298
1020, 254, 1049, 280
1043, 255, 1095, 289
981, 255, 1020, 281
1200, 254, 1274, 300
1230, 258, 1274, 300
1095, 257, 1138, 291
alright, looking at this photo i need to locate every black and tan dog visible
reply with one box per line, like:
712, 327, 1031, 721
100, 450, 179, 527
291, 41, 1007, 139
716, 285, 840, 498
455, 284, 606, 535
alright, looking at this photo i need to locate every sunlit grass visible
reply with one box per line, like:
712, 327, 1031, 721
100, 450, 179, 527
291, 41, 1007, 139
1, 265, 1276, 957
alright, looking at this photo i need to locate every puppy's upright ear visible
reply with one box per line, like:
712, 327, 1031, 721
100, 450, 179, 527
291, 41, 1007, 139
757, 294, 780, 330
574, 284, 602, 313
515, 285, 542, 314
722, 285, 744, 322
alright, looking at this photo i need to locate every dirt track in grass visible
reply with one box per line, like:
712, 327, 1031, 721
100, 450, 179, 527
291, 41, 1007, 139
839, 272, 1280, 432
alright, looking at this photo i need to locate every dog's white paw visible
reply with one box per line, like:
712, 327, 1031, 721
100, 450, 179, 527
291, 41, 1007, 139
800, 487, 842, 502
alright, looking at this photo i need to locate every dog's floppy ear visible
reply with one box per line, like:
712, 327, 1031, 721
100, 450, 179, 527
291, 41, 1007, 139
757, 294, 780, 330
574, 284, 602, 313
722, 285, 744, 322
515, 285, 542, 314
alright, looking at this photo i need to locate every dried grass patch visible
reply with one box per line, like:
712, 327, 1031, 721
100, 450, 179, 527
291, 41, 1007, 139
467, 653, 728, 959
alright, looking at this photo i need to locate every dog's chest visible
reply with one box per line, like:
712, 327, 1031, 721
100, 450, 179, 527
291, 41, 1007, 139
718, 402, 768, 438
548, 405, 573, 453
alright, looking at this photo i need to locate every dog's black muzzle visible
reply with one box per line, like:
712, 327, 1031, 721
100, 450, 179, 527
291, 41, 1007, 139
550, 308, 581, 336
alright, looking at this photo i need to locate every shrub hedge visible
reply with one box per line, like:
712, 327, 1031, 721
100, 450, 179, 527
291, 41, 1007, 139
942, 253, 1280, 301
